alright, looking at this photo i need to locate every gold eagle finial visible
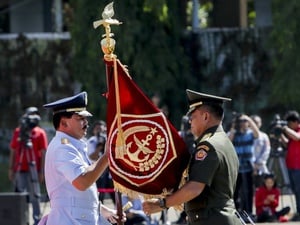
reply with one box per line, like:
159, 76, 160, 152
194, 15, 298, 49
93, 2, 122, 57
102, 2, 114, 20
93, 2, 122, 29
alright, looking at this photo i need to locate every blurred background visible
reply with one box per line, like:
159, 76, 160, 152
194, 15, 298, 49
0, 0, 299, 192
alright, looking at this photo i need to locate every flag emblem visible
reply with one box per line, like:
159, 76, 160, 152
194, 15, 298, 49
108, 112, 177, 187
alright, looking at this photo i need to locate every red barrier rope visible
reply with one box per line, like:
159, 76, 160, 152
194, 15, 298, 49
98, 188, 115, 193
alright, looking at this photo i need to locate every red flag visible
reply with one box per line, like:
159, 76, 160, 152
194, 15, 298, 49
105, 59, 190, 197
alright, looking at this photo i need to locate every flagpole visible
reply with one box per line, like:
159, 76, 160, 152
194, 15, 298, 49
93, 3, 124, 225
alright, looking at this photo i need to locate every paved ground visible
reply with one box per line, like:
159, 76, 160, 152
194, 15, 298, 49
30, 194, 298, 225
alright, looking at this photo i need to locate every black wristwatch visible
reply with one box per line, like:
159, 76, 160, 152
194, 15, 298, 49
159, 198, 168, 209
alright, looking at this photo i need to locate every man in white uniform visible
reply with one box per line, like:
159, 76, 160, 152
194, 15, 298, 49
40, 92, 119, 225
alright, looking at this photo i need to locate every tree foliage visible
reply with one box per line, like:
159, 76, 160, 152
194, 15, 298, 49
69, 0, 279, 127
69, 0, 107, 121
270, 0, 300, 111
0, 35, 73, 127
70, 0, 191, 127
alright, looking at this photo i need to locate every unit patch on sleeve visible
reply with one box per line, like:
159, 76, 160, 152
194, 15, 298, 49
195, 145, 209, 161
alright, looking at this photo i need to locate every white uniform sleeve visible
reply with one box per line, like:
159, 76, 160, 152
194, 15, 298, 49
54, 145, 88, 183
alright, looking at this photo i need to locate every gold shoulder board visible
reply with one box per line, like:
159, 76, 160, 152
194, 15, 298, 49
61, 138, 70, 144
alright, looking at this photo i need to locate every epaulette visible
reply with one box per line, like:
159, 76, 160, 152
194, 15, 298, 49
199, 132, 212, 142
61, 138, 70, 144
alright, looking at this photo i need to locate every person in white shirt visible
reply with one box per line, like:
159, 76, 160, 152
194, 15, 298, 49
251, 115, 271, 187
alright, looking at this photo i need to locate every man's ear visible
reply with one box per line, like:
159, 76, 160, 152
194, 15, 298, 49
61, 118, 68, 127
204, 112, 209, 121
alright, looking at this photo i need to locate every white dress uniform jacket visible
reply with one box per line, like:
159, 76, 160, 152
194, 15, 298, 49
42, 131, 110, 225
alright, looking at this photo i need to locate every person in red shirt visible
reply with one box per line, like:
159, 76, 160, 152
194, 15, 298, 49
282, 110, 300, 221
8, 107, 48, 225
255, 174, 290, 222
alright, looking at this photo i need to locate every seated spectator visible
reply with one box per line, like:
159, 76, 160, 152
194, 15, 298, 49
255, 174, 290, 222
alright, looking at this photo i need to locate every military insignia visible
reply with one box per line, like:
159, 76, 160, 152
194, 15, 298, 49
195, 149, 208, 161
61, 138, 70, 144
